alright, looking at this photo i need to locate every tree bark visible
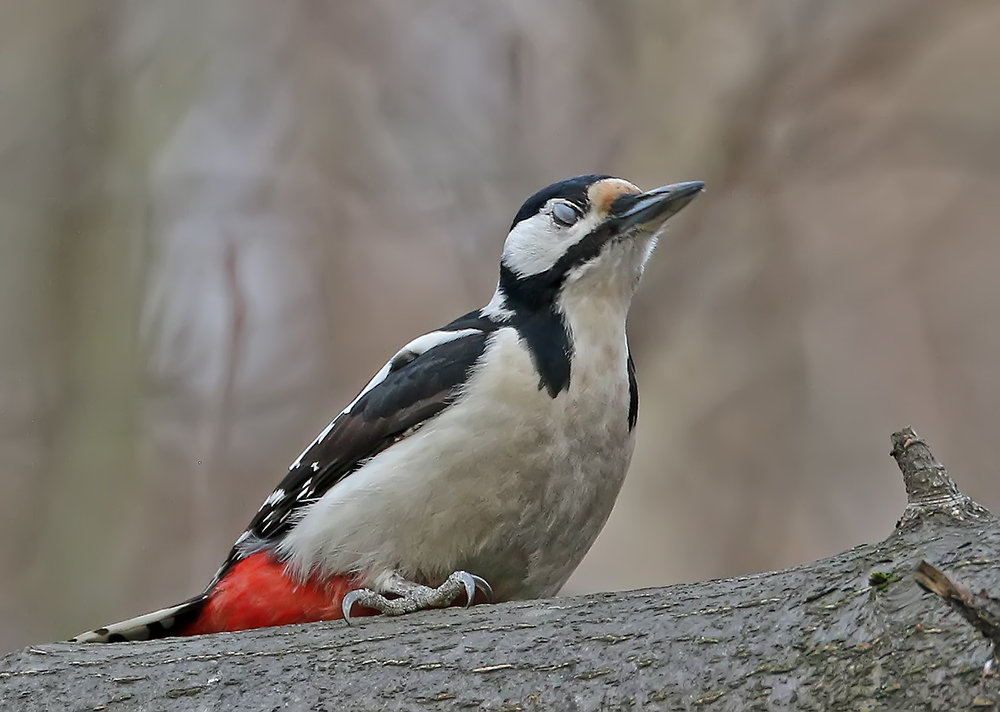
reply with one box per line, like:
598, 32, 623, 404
2, 427, 998, 711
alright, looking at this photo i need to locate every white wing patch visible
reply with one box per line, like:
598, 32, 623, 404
288, 328, 482, 470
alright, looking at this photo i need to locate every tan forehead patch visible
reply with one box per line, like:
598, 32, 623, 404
588, 178, 640, 215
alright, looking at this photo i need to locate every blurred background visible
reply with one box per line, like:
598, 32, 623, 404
1, 0, 999, 652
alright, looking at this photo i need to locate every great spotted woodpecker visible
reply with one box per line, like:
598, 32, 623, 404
73, 175, 703, 642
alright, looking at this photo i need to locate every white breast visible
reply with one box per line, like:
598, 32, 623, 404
278, 309, 634, 600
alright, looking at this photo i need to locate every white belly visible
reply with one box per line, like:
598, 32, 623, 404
279, 322, 635, 600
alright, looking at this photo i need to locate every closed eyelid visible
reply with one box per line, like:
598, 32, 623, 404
551, 201, 583, 225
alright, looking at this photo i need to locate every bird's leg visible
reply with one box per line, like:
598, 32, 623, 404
341, 570, 493, 623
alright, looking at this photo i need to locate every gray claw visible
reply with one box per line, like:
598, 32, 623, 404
471, 574, 494, 603
461, 573, 477, 608
341, 589, 365, 625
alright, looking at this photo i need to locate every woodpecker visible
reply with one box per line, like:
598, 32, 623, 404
73, 174, 703, 643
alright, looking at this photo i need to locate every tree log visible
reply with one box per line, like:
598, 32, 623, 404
2, 427, 999, 711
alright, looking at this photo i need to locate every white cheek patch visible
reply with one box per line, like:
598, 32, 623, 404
502, 213, 565, 277
502, 210, 603, 278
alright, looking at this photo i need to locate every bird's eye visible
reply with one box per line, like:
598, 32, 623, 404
552, 201, 581, 227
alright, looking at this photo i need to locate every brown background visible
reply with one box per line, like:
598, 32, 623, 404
1, 0, 998, 652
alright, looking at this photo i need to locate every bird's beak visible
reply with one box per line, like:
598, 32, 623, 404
609, 181, 704, 233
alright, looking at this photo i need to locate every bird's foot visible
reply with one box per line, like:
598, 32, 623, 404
341, 570, 493, 624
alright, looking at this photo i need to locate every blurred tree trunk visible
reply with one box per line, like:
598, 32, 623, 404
0, 1, 143, 641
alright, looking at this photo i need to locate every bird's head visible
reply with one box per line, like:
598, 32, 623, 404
491, 175, 703, 316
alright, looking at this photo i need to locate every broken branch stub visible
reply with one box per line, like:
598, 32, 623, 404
891, 426, 993, 529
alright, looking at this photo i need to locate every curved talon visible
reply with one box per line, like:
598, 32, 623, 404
459, 573, 494, 607
460, 573, 477, 608
471, 574, 494, 603
341, 589, 366, 625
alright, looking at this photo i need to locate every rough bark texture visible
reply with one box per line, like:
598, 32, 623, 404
2, 428, 999, 711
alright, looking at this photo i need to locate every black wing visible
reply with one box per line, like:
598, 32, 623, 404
211, 325, 492, 584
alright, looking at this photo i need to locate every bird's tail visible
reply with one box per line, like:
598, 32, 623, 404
71, 551, 375, 643
71, 594, 209, 643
